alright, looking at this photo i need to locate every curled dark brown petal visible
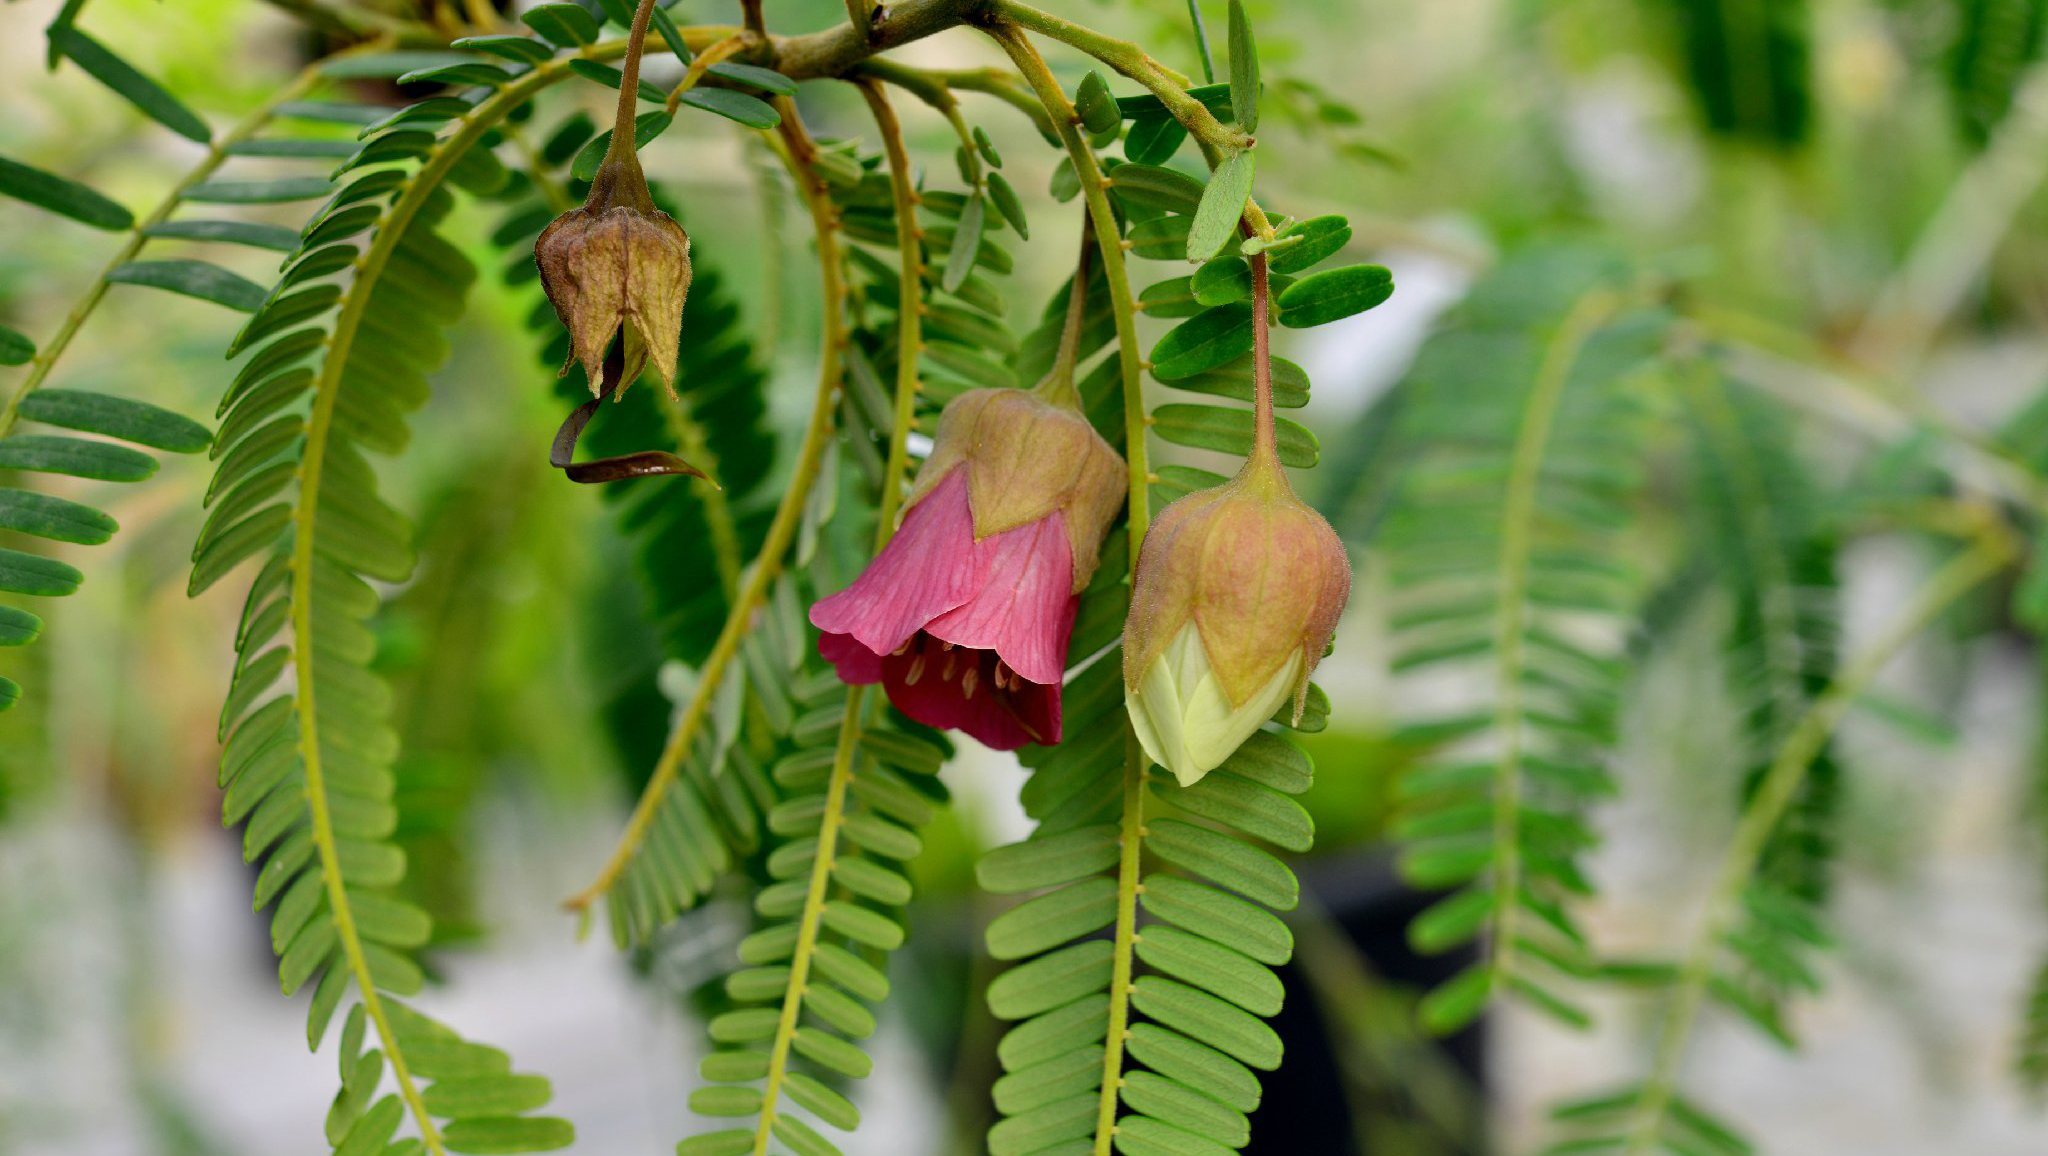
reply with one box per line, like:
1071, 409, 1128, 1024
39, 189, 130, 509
549, 346, 714, 486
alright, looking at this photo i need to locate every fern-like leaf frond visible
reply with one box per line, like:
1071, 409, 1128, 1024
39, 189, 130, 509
1378, 245, 1670, 1034
201, 60, 585, 1153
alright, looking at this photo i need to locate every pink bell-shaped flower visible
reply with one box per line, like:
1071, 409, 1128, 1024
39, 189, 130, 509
811, 387, 1126, 750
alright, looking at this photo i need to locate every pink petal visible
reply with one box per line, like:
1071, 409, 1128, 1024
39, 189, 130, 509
924, 513, 1076, 685
810, 469, 984, 658
818, 631, 883, 684
877, 634, 1064, 751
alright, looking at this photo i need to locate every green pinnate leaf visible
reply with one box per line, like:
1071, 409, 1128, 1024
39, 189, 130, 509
1129, 975, 1282, 1069
1190, 256, 1252, 306
1125, 116, 1187, 165
144, 219, 301, 250
450, 34, 556, 64
1124, 1023, 1263, 1112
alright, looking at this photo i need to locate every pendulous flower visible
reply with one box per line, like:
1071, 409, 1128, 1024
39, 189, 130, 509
535, 150, 691, 400
811, 387, 1127, 750
1124, 253, 1353, 786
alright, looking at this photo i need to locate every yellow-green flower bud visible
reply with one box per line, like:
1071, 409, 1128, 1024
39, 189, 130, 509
1123, 458, 1350, 785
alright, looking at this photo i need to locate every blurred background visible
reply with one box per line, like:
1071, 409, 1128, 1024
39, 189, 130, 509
5, 0, 2048, 1152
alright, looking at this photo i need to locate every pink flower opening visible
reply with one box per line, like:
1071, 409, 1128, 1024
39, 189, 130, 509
810, 468, 1078, 751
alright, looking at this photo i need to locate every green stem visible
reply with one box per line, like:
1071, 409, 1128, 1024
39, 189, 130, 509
611, 0, 660, 146
1244, 252, 1281, 479
0, 57, 334, 438
992, 29, 1152, 1156
993, 0, 1250, 154
1488, 289, 1619, 993
1032, 226, 1093, 410
852, 58, 1057, 141
1619, 527, 2015, 1155
856, 78, 924, 537
564, 95, 850, 918
991, 24, 1149, 554
1184, 0, 1215, 82
746, 98, 921, 1156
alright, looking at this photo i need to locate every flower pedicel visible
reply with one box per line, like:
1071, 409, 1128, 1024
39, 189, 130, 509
1123, 254, 1352, 785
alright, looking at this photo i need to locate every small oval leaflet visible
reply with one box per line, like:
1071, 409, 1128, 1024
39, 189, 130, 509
1227, 0, 1261, 132
0, 154, 132, 230
19, 389, 211, 453
1125, 116, 1187, 166
987, 171, 1029, 239
521, 2, 600, 46
49, 27, 210, 143
1149, 403, 1318, 469
1191, 256, 1253, 306
1149, 302, 1255, 380
1073, 71, 1121, 135
0, 547, 85, 597
450, 34, 556, 64
1187, 150, 1255, 262
0, 325, 33, 366
144, 219, 301, 251
0, 435, 158, 483
1139, 276, 1203, 319
108, 259, 268, 312
1268, 213, 1352, 274
1277, 263, 1394, 328
679, 88, 781, 130
1108, 163, 1204, 213
944, 193, 986, 293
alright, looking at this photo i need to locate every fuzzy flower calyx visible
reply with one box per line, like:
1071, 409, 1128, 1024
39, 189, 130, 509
1123, 449, 1351, 786
534, 150, 692, 401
